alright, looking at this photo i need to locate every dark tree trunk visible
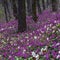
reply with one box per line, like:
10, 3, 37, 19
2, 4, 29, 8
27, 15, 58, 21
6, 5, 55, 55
17, 0, 27, 33
11, 0, 17, 19
27, 0, 32, 16
2, 0, 9, 22
36, 0, 42, 13
42, 0, 45, 10
51, 0, 57, 12
4, 5, 8, 22
32, 0, 37, 22
46, 0, 49, 8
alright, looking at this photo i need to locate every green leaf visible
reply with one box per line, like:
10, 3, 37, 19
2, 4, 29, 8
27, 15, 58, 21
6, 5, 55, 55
39, 57, 45, 60
27, 57, 33, 60
57, 24, 60, 28
19, 57, 24, 60
15, 57, 24, 60
39, 58, 44, 60
15, 57, 20, 60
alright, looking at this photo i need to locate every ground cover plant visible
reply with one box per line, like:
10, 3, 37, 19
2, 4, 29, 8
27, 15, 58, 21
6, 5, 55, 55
0, 9, 60, 60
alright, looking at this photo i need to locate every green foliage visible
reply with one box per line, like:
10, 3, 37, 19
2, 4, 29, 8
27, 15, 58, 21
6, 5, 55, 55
57, 24, 60, 28
27, 57, 33, 60
39, 57, 45, 60
15, 57, 24, 60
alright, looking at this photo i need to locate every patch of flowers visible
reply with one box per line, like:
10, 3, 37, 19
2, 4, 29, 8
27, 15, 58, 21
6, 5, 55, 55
0, 9, 60, 60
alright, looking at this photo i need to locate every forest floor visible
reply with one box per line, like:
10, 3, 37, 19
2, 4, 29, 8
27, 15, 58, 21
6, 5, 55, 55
0, 9, 60, 60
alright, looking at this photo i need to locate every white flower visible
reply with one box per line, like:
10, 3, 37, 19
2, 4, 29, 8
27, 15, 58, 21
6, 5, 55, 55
23, 49, 26, 52
14, 43, 17, 46
30, 33, 33, 35
37, 29, 40, 32
44, 46, 48, 50
32, 51, 36, 57
18, 46, 20, 49
54, 20, 57, 23
41, 48, 44, 52
9, 26, 12, 28
50, 24, 52, 27
39, 33, 41, 36
47, 37, 49, 41
9, 55, 12, 58
23, 49, 26, 54
28, 45, 31, 47
47, 27, 49, 31
52, 30, 55, 33
52, 26, 56, 29
35, 54, 39, 60
33, 31, 35, 33
56, 43, 60, 46
27, 39, 29, 42
1, 28, 4, 31
58, 29, 60, 32
58, 51, 60, 54
32, 51, 39, 60
56, 55, 60, 59
25, 36, 29, 38
39, 51, 42, 55
44, 25, 47, 28
20, 40, 23, 42
41, 30, 44, 33
34, 36, 37, 39
40, 46, 48, 54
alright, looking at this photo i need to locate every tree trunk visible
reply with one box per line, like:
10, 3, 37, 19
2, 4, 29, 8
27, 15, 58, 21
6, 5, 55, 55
11, 0, 17, 19
36, 0, 42, 14
2, 0, 9, 22
51, 0, 57, 12
42, 0, 45, 10
26, 0, 32, 16
32, 0, 37, 22
4, 5, 8, 22
17, 0, 27, 33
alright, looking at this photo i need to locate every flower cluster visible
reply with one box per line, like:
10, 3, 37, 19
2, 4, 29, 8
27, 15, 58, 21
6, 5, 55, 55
0, 9, 60, 60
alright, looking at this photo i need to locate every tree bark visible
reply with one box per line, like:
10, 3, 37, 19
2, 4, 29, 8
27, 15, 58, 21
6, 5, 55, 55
26, 0, 32, 16
11, 0, 18, 19
51, 0, 57, 12
17, 0, 27, 33
2, 0, 9, 22
42, 0, 45, 10
32, 0, 37, 22
36, 0, 42, 14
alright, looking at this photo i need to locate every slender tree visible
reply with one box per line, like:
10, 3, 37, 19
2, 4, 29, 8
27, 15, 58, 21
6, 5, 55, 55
51, 0, 57, 12
3, 5, 8, 22
36, 0, 42, 13
42, 0, 45, 10
2, 0, 9, 22
10, 0, 17, 19
26, 0, 32, 16
17, 0, 27, 32
32, 0, 37, 22
46, 0, 49, 8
